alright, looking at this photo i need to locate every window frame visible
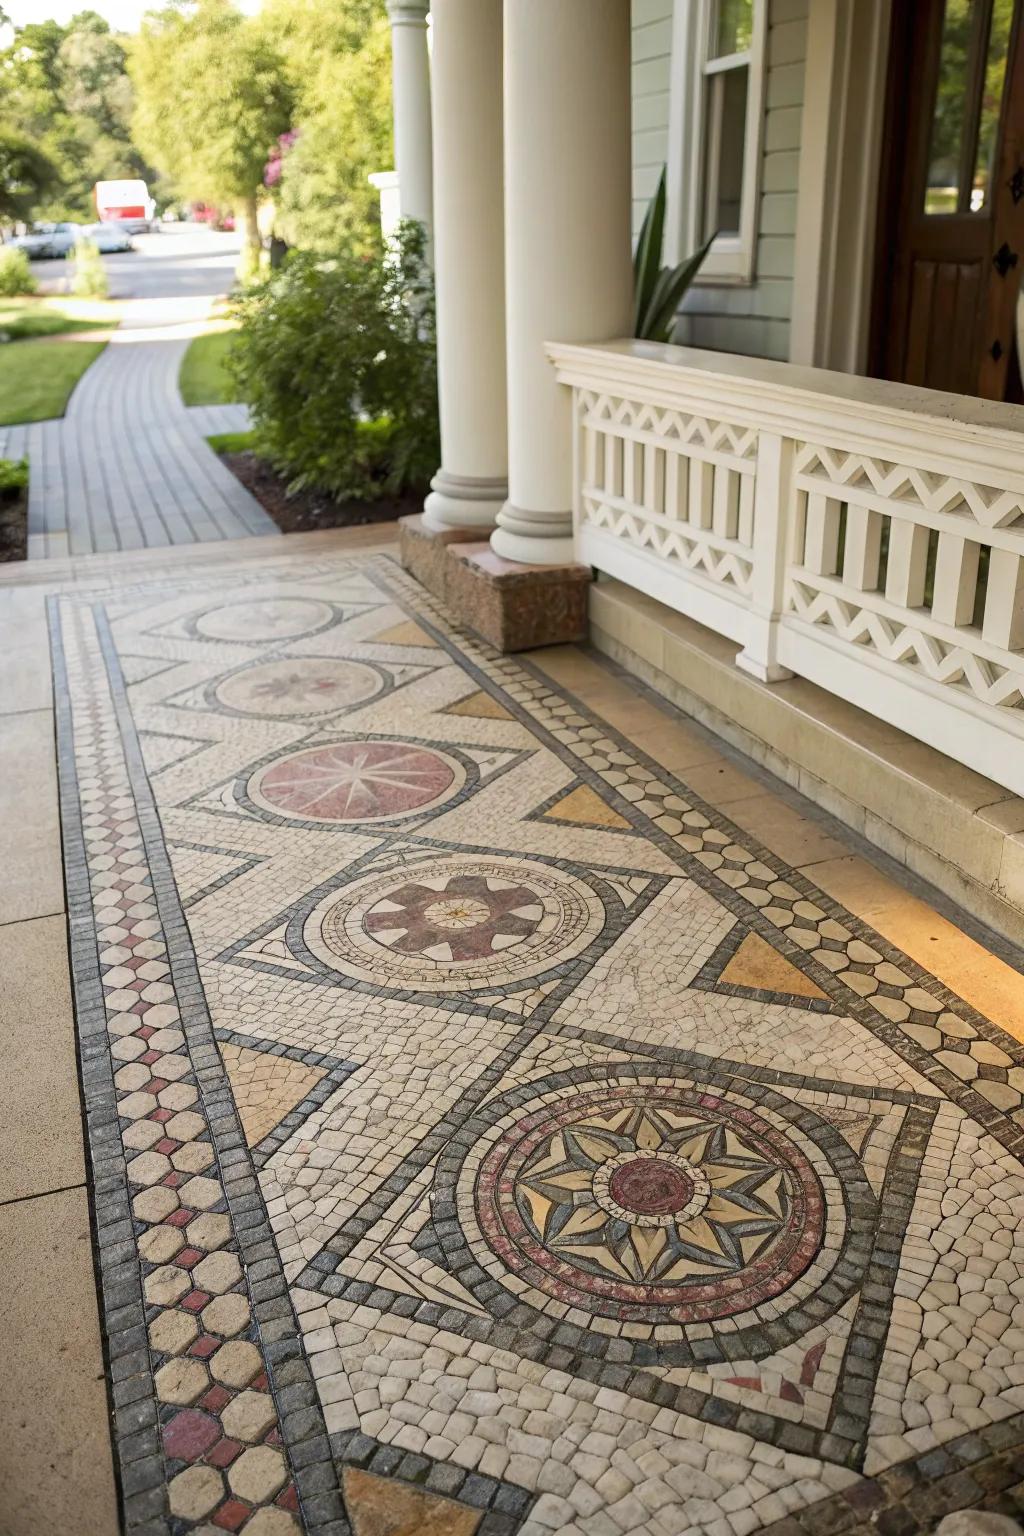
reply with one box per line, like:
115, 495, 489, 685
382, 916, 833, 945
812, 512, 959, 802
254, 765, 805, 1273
667, 0, 768, 285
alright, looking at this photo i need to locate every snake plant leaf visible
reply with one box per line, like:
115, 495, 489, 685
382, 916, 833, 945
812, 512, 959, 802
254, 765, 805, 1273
633, 165, 667, 335
640, 229, 717, 343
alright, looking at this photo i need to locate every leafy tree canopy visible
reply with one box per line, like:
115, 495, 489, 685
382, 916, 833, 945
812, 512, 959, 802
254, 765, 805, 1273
129, 0, 292, 240
0, 9, 154, 221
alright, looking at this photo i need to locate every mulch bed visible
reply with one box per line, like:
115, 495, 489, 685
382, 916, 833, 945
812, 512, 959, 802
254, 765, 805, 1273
221, 450, 424, 534
0, 488, 27, 562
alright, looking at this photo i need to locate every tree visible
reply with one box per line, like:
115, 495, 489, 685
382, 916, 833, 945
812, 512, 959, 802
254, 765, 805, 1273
260, 0, 392, 254
0, 10, 153, 222
0, 127, 61, 223
129, 1, 292, 248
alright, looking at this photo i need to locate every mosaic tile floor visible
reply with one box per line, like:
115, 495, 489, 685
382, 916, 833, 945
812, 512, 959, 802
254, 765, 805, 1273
49, 552, 1024, 1536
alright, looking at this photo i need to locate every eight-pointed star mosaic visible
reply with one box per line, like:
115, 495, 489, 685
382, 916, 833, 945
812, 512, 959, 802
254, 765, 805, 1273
48, 551, 1024, 1536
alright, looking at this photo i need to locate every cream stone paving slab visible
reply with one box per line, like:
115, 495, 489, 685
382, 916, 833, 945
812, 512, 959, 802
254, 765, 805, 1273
0, 586, 52, 714
0, 708, 63, 926
0, 914, 85, 1203
0, 1187, 117, 1536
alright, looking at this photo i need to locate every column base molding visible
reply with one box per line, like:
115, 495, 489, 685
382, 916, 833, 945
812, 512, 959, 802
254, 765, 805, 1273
491, 501, 575, 567
443, 542, 591, 653
422, 469, 507, 533
399, 514, 495, 602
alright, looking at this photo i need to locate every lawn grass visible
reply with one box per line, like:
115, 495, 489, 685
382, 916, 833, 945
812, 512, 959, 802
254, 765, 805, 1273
0, 339, 107, 425
180, 329, 241, 406
207, 429, 256, 454
0, 296, 118, 340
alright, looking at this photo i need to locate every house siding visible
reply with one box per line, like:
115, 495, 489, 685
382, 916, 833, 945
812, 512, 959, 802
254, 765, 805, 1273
631, 0, 808, 362
632, 0, 675, 239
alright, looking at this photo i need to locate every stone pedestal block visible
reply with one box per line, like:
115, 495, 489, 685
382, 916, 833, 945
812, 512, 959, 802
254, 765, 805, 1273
444, 543, 591, 652
398, 515, 494, 602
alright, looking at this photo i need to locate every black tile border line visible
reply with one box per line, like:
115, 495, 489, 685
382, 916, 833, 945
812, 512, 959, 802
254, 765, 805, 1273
214, 836, 668, 1021
366, 557, 1024, 1152
329, 1428, 535, 1536
48, 595, 171, 1536
691, 919, 837, 1014
211, 1027, 359, 1171
300, 1045, 934, 1473
758, 1409, 1024, 1535
47, 547, 1024, 1532
88, 603, 354, 1536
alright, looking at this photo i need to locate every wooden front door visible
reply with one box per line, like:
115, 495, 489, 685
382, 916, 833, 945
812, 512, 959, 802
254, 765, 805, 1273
872, 0, 1024, 399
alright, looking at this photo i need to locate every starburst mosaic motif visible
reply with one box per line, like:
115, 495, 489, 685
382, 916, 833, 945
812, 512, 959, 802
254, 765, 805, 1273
474, 1083, 823, 1323
250, 740, 461, 822
215, 657, 383, 717
364, 872, 543, 961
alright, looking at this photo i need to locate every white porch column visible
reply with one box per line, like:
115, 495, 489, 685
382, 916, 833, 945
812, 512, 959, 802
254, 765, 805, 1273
491, 0, 633, 567
386, 1, 433, 231
423, 0, 507, 532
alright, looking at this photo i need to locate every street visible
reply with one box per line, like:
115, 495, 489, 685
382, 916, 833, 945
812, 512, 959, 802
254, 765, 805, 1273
33, 222, 243, 303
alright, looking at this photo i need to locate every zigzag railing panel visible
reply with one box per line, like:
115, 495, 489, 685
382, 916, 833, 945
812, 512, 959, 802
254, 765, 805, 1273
549, 341, 1024, 795
786, 442, 1024, 719
576, 389, 757, 601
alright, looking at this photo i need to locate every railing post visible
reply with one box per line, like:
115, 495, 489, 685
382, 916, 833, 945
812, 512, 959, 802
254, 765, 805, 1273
736, 430, 794, 683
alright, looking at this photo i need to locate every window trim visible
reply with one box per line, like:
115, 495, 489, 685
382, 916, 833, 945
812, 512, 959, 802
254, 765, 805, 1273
666, 0, 768, 286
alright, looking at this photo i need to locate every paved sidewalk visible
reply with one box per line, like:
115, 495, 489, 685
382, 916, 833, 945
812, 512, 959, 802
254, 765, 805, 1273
0, 300, 276, 559
3, 528, 1024, 1536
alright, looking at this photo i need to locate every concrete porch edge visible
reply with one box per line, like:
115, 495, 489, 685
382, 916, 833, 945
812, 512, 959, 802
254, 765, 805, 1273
589, 577, 1024, 949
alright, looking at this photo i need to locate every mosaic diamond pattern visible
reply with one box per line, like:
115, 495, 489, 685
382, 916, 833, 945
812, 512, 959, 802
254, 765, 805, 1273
51, 553, 1024, 1536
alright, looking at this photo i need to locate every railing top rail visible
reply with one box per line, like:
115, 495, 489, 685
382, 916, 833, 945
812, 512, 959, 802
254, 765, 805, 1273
546, 339, 1024, 470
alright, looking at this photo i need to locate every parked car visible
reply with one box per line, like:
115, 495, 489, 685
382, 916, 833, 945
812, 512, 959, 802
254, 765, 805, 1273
9, 222, 81, 259
79, 222, 135, 254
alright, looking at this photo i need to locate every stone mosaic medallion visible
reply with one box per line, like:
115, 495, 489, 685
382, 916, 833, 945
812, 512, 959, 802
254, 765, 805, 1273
439, 1064, 879, 1365
50, 554, 1024, 1536
247, 740, 465, 825
302, 852, 606, 992
213, 657, 384, 719
193, 597, 336, 643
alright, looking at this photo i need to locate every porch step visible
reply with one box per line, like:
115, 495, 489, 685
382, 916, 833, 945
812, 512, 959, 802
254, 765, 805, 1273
589, 577, 1024, 948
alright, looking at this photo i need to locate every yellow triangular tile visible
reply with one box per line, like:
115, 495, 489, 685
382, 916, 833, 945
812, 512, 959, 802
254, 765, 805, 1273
541, 783, 631, 831
343, 1466, 481, 1536
443, 689, 512, 720
221, 1044, 326, 1147
719, 932, 827, 1002
371, 619, 439, 647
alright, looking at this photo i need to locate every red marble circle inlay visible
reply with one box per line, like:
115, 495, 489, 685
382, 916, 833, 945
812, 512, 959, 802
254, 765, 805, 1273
608, 1157, 694, 1216
254, 741, 457, 823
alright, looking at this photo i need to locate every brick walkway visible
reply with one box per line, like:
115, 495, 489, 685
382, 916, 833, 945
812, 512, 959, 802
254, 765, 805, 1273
0, 303, 276, 559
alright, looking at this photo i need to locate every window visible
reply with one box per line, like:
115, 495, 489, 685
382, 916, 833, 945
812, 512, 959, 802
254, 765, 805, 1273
668, 0, 767, 283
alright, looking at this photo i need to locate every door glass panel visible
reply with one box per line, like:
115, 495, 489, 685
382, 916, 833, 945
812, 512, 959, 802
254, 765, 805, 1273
925, 0, 974, 213
711, 0, 753, 59
971, 0, 1013, 209
924, 0, 1013, 214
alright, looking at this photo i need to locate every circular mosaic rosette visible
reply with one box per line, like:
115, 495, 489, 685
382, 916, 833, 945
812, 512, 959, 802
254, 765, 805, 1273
302, 853, 606, 993
247, 740, 465, 825
195, 597, 336, 643
437, 1066, 873, 1364
214, 657, 384, 719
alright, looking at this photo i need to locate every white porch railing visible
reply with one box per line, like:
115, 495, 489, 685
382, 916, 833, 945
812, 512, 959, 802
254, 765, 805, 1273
547, 340, 1024, 798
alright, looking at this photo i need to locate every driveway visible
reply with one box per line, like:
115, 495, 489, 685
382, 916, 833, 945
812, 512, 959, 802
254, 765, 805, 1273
3, 225, 276, 559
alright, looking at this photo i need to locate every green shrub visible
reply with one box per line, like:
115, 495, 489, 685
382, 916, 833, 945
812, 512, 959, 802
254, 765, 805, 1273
71, 240, 109, 299
0, 248, 37, 298
230, 221, 439, 501
0, 456, 28, 497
